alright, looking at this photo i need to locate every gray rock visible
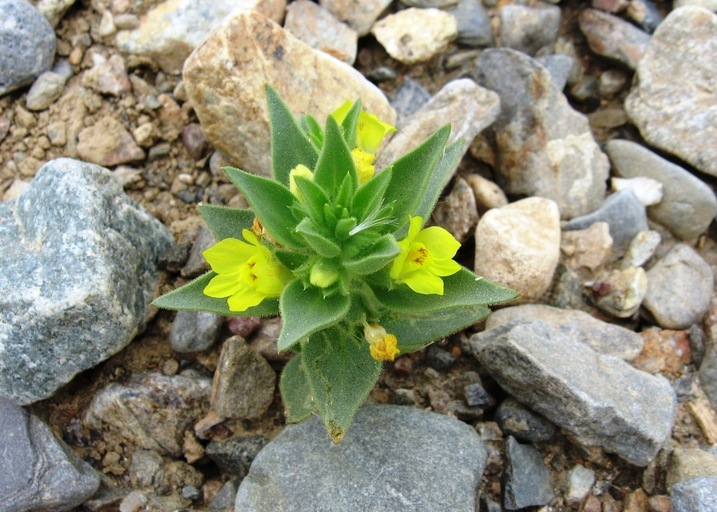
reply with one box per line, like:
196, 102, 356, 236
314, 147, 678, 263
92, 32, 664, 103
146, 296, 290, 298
671, 476, 717, 512
206, 435, 269, 478
486, 304, 644, 361
390, 77, 432, 125
432, 176, 479, 243
589, 267, 648, 319
85, 371, 211, 457
566, 464, 595, 504
129, 450, 164, 488
472, 48, 609, 220
377, 78, 500, 170
182, 224, 215, 278
564, 189, 648, 252
401, 0, 459, 6
700, 338, 717, 411
578, 8, 650, 69
667, 447, 717, 489
319, 0, 393, 36
499, 4, 562, 56
236, 404, 488, 511
469, 321, 677, 466
607, 139, 717, 240
0, 159, 172, 404
25, 71, 67, 111
503, 436, 554, 510
447, 0, 493, 47
210, 479, 239, 509
37, 0, 78, 27
626, 0, 663, 33
643, 244, 714, 329
495, 398, 557, 443
0, 0, 56, 96
625, 7, 717, 177
170, 310, 224, 353
0, 397, 100, 512
537, 54, 574, 91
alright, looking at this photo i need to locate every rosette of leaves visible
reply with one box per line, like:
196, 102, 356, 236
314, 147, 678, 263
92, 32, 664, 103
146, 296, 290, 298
154, 86, 517, 442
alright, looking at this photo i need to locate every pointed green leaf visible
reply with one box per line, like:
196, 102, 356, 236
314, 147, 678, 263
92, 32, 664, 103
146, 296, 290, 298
343, 235, 400, 275
313, 116, 357, 198
293, 175, 330, 223
299, 114, 324, 148
295, 218, 341, 258
351, 166, 392, 220
383, 303, 492, 354
197, 204, 255, 241
302, 330, 381, 443
224, 167, 304, 249
382, 125, 451, 227
266, 85, 319, 185
274, 249, 309, 271
412, 139, 465, 223
280, 354, 316, 423
278, 280, 351, 351
335, 172, 356, 210
374, 268, 518, 314
339, 100, 362, 149
152, 272, 280, 317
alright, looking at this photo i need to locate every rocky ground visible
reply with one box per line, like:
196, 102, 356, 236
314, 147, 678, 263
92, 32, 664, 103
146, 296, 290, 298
2, 0, 717, 511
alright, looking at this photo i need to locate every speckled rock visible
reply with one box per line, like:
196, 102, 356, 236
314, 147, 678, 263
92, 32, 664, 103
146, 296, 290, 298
474, 197, 561, 301
0, 0, 56, 96
667, 448, 717, 489
183, 10, 395, 178
469, 321, 677, 466
607, 139, 717, 240
561, 222, 613, 273
447, 0, 493, 47
77, 117, 146, 167
625, 7, 717, 177
284, 0, 358, 64
433, 177, 479, 243
0, 159, 172, 404
169, 310, 224, 353
671, 477, 717, 512
371, 8, 458, 65
236, 405, 488, 511
588, 267, 648, 319
503, 436, 555, 510
116, 0, 286, 74
499, 4, 561, 56
472, 49, 609, 220
643, 244, 714, 329
495, 399, 557, 443
319, 0, 392, 35
578, 8, 650, 69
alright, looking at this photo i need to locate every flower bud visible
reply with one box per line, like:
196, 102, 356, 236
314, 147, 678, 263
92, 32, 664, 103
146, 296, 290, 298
310, 261, 340, 288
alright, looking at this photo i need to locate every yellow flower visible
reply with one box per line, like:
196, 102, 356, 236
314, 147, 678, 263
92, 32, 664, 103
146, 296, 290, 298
351, 147, 375, 185
389, 216, 461, 295
289, 164, 314, 201
203, 229, 291, 312
363, 323, 400, 362
331, 100, 396, 153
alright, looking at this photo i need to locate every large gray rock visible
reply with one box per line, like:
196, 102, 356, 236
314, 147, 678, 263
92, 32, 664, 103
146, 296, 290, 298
0, 0, 56, 96
236, 405, 488, 511
625, 7, 717, 177
0, 397, 100, 512
472, 48, 609, 220
469, 321, 677, 466
486, 304, 644, 361
671, 476, 717, 512
607, 139, 717, 240
0, 159, 172, 404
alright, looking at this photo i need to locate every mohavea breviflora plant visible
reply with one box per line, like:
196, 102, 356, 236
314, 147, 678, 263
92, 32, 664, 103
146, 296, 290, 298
154, 86, 517, 442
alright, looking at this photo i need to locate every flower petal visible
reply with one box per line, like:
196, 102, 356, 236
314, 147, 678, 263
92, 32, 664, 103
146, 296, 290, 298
430, 258, 462, 277
402, 269, 444, 295
227, 289, 265, 312
203, 238, 254, 273
414, 226, 461, 259
203, 271, 245, 298
357, 112, 396, 153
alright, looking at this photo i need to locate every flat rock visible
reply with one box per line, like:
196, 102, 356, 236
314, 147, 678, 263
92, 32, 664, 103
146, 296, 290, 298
25, 70, 68, 111
472, 48, 609, 220
625, 7, 717, 177
486, 304, 644, 361
319, 0, 392, 35
205, 435, 269, 479
495, 398, 557, 443
77, 117, 146, 167
116, 0, 286, 74
474, 197, 561, 301
169, 310, 224, 353
0, 0, 56, 96
0, 159, 172, 404
447, 0, 493, 47
643, 244, 714, 329
371, 8, 458, 65
564, 189, 648, 253
183, 10, 395, 178
671, 476, 717, 512
284, 0, 357, 64
377, 78, 499, 169
578, 8, 650, 69
503, 436, 555, 510
499, 4, 562, 56
607, 139, 717, 240
469, 321, 677, 466
0, 397, 100, 512
85, 371, 211, 457
235, 405, 488, 511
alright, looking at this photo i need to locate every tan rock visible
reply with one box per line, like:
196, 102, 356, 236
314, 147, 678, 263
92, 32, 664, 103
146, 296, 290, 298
465, 174, 508, 214
474, 197, 561, 301
560, 222, 613, 272
183, 11, 395, 177
77, 117, 145, 166
667, 447, 717, 489
319, 0, 392, 36
284, 0, 358, 64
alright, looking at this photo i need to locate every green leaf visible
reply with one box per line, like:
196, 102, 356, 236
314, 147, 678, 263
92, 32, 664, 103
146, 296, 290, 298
299, 114, 324, 148
278, 280, 351, 351
374, 268, 518, 314
351, 166, 392, 221
302, 330, 381, 443
383, 303, 492, 354
152, 272, 280, 317
295, 218, 341, 258
266, 85, 319, 186
382, 125, 451, 228
293, 175, 330, 223
339, 100, 362, 149
197, 204, 255, 241
313, 116, 357, 198
274, 249, 309, 271
343, 234, 400, 275
280, 354, 316, 423
224, 167, 304, 249
335, 172, 356, 211
412, 139, 465, 223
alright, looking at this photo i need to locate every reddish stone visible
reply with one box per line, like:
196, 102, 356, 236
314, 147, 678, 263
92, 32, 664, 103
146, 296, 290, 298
635, 329, 691, 375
